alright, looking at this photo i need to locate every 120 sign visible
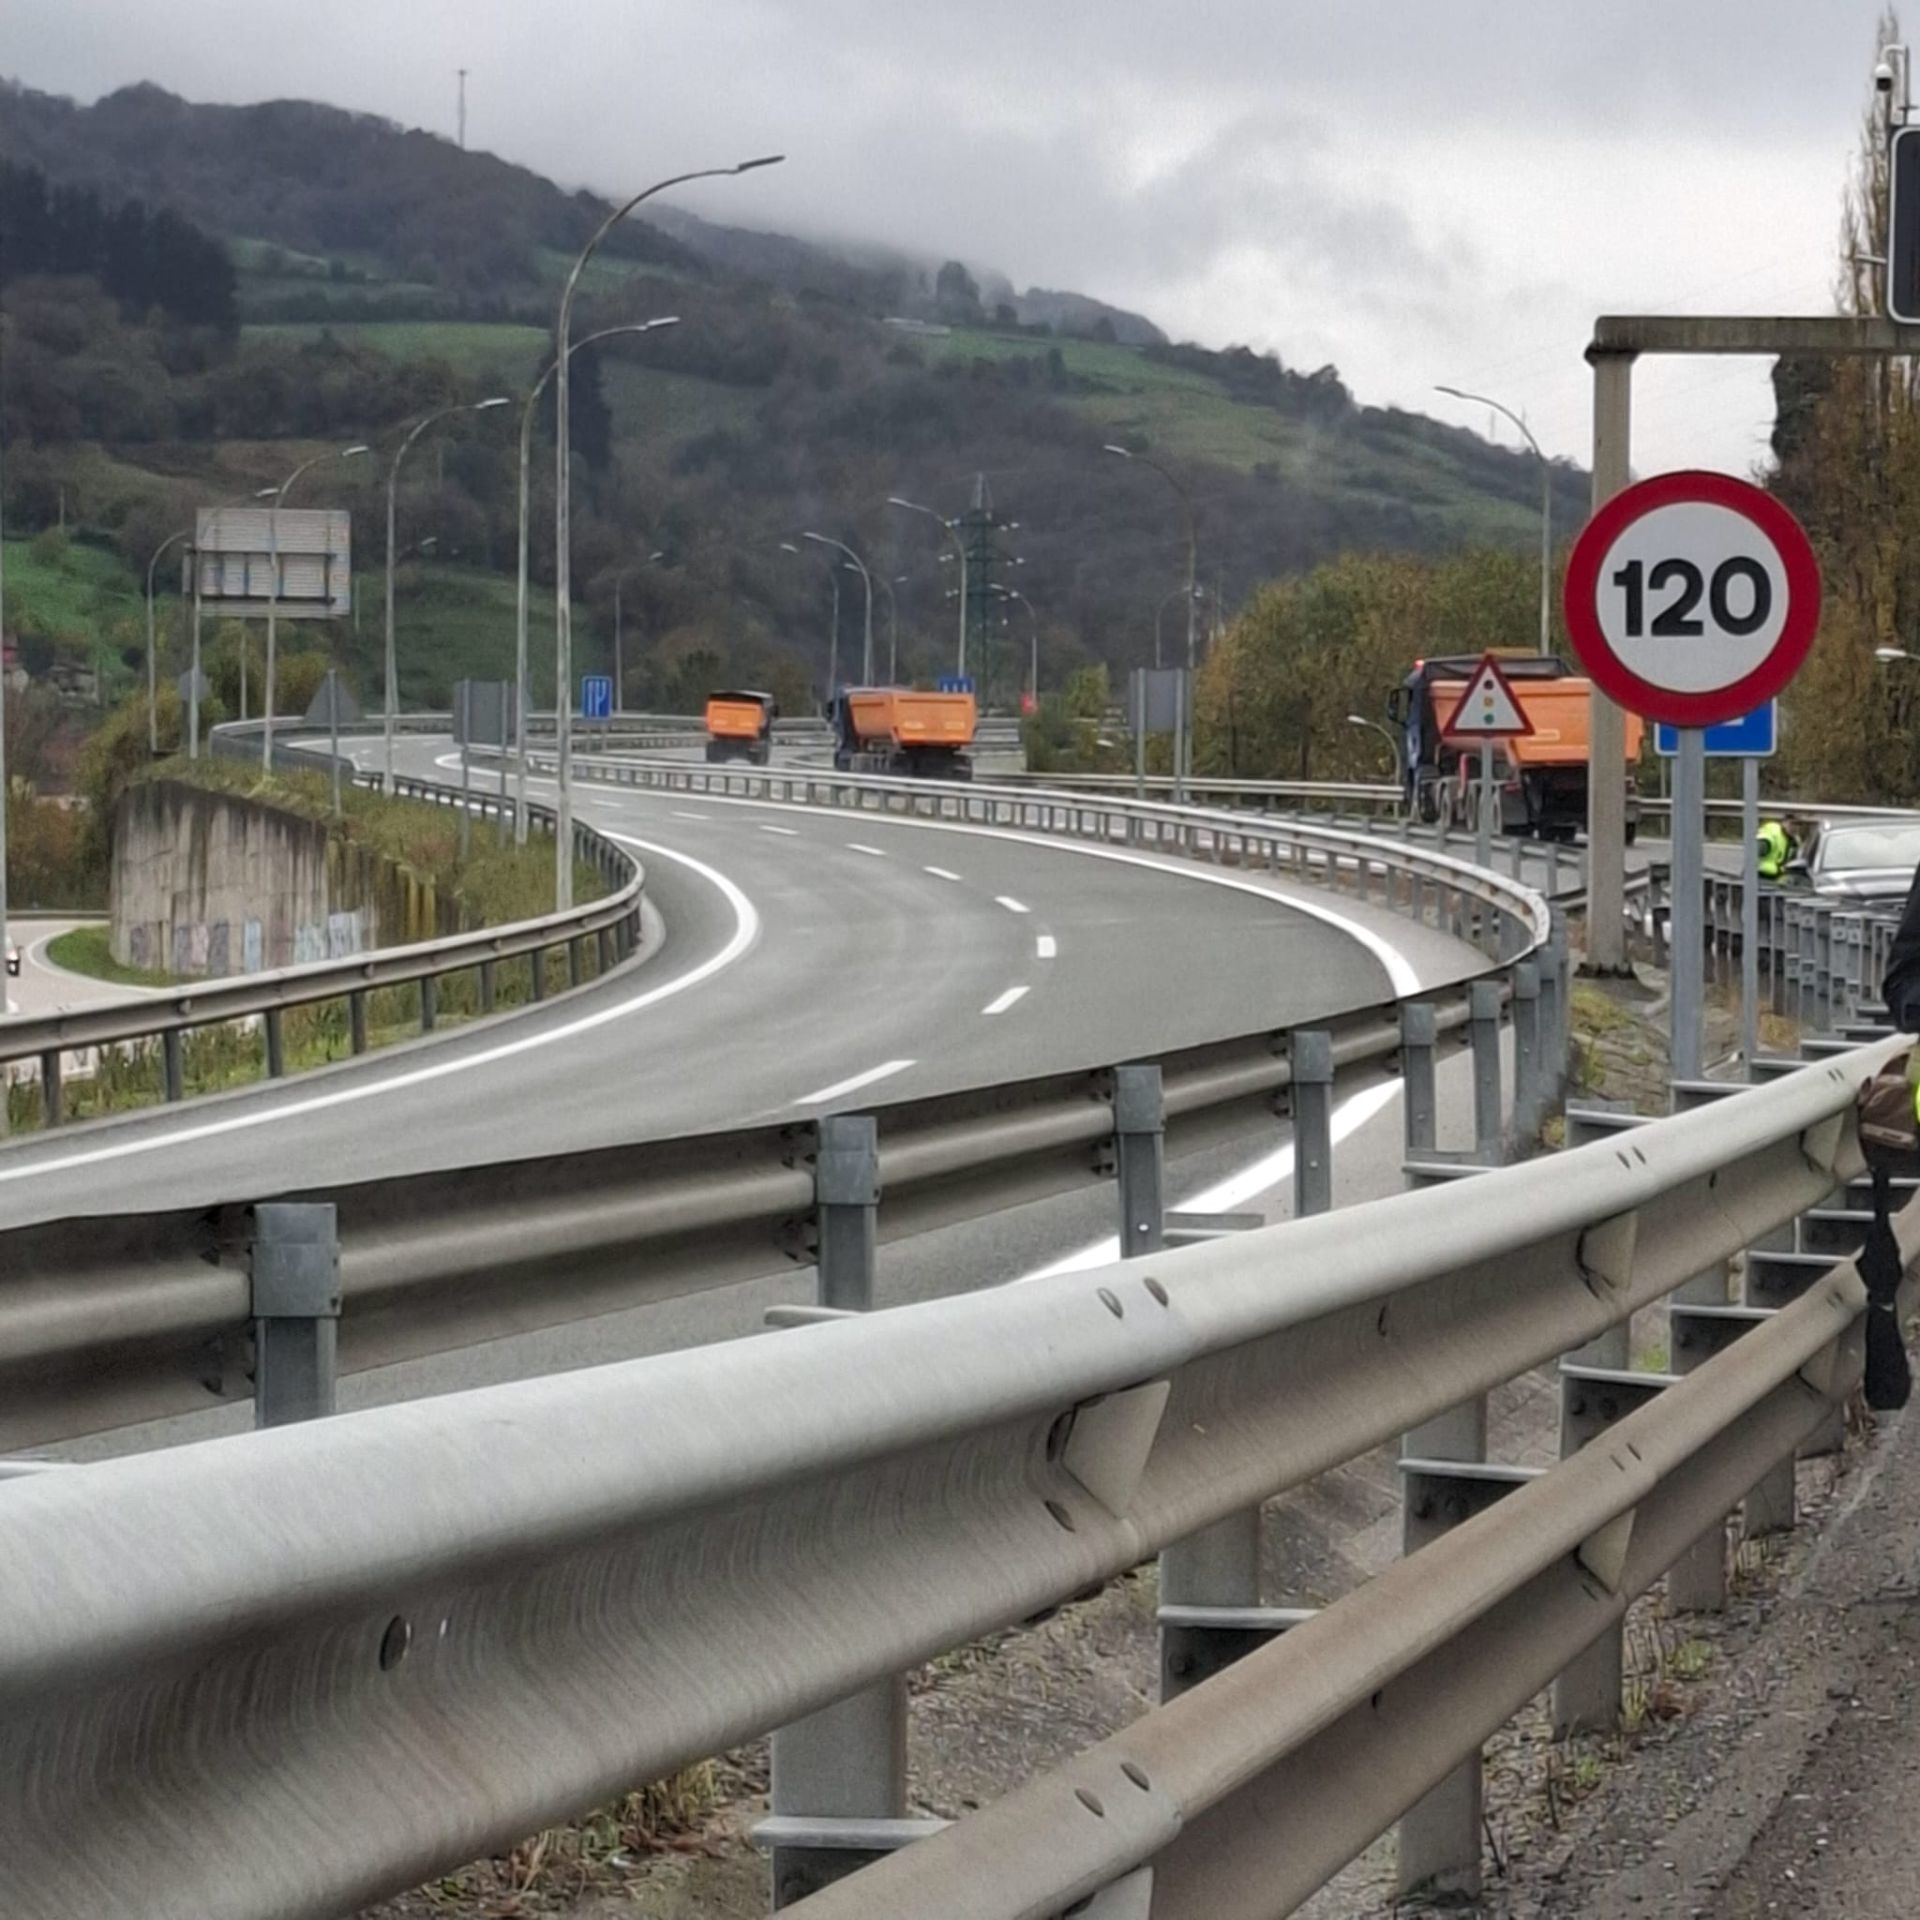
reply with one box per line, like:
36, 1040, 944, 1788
1609, 556, 1773, 639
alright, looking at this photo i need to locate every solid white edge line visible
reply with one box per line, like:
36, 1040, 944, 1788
982, 985, 1030, 1016
794, 1058, 915, 1107
1035, 934, 1057, 960
0, 836, 761, 1187
1018, 1079, 1405, 1281
995, 896, 1030, 915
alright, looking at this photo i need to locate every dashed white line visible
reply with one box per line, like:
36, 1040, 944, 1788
847, 843, 887, 858
758, 823, 799, 837
794, 1059, 915, 1107
982, 985, 1030, 1016
995, 895, 1030, 915
1035, 934, 1057, 960
670, 810, 710, 822
924, 865, 962, 881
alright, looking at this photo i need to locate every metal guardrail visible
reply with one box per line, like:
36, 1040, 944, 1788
0, 753, 1558, 1450
0, 726, 645, 1122
0, 1026, 1899, 1920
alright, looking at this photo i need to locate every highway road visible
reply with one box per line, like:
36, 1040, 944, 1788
0, 737, 1482, 1230
4, 917, 159, 1021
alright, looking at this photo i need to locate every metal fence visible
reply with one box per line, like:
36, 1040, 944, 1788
0, 727, 644, 1124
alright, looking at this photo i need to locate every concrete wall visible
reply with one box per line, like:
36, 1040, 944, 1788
110, 780, 456, 978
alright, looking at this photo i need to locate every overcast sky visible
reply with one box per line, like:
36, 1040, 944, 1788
7, 1, 1904, 477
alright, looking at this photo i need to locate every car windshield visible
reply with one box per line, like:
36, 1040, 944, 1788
1814, 822, 1920, 873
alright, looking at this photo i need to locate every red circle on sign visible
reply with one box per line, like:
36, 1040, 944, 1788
1561, 469, 1821, 727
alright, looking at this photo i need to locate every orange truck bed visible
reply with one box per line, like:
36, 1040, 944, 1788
1434, 677, 1644, 763
845, 689, 977, 749
705, 695, 771, 741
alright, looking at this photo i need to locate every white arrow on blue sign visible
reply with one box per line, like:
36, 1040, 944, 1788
1653, 701, 1776, 758
581, 675, 614, 721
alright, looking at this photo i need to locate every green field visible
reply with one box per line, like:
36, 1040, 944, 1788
924, 327, 1543, 545
245, 321, 550, 385
2, 533, 142, 636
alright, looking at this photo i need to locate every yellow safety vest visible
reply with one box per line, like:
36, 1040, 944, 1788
1756, 821, 1790, 881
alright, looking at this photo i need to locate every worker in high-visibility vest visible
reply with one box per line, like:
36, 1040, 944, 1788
1755, 819, 1796, 881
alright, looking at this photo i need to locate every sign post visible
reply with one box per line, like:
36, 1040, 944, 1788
1438, 655, 1535, 872
1565, 472, 1819, 1081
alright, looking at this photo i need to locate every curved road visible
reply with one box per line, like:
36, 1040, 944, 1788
0, 739, 1434, 1228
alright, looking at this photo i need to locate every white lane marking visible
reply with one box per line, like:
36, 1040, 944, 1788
758, 823, 799, 837
0, 837, 760, 1186
1020, 1079, 1404, 1281
982, 985, 1029, 1016
508, 762, 1427, 1000
670, 810, 709, 822
794, 1059, 915, 1107
995, 896, 1030, 915
847, 843, 888, 858
1035, 934, 1057, 960
924, 866, 962, 881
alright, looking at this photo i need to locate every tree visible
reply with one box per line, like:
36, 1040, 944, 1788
934, 260, 982, 324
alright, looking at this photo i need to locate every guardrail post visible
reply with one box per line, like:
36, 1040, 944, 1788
1113, 1064, 1164, 1259
1511, 962, 1541, 1143
529, 948, 547, 1002
420, 976, 437, 1034
250, 1202, 340, 1428
1291, 1029, 1334, 1215
349, 989, 369, 1055
264, 1008, 286, 1079
1539, 923, 1568, 1114
1399, 1001, 1438, 1157
162, 1029, 184, 1102
39, 1049, 62, 1126
479, 960, 496, 1015
1469, 980, 1503, 1163
765, 1113, 913, 1906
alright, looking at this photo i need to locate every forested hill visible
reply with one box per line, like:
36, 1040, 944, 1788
0, 74, 1589, 721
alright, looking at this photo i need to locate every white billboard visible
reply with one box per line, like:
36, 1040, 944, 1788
194, 506, 352, 620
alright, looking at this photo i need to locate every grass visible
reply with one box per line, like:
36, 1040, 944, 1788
245, 321, 550, 385
925, 326, 1549, 545
45, 925, 180, 988
3, 533, 143, 638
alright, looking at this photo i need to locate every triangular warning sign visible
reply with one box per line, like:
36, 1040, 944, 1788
1440, 654, 1536, 738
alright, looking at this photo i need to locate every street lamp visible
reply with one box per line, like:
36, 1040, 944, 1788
553, 154, 781, 911
1105, 444, 1198, 797
1346, 712, 1405, 797
783, 541, 841, 701
856, 569, 905, 682
1435, 385, 1552, 657
514, 318, 679, 845
611, 550, 670, 713
144, 527, 194, 755
887, 495, 967, 673
263, 442, 369, 768
803, 532, 874, 683
1153, 581, 1204, 672
385, 398, 510, 791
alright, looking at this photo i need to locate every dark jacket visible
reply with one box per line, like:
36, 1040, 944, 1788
1883, 862, 1920, 1031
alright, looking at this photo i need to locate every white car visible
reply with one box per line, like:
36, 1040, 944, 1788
1800, 820, 1920, 904
4, 940, 17, 979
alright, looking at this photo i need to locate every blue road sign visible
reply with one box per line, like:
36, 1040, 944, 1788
937, 674, 975, 695
1653, 701, 1776, 758
581, 674, 613, 721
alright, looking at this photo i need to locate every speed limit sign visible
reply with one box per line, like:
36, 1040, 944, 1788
1562, 470, 1820, 727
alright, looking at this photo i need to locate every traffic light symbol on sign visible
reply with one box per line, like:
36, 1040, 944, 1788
1891, 125, 1920, 326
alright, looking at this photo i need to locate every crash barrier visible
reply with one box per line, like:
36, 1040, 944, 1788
0, 1019, 1902, 1919
0, 723, 643, 1127
0, 751, 1560, 1450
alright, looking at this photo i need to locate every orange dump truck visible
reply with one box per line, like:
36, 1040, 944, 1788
830, 687, 976, 780
704, 689, 777, 766
1389, 654, 1643, 842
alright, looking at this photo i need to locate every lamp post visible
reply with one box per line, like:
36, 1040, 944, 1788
385, 397, 510, 791
887, 495, 967, 674
1345, 713, 1405, 799
611, 552, 666, 713
782, 541, 841, 702
144, 527, 193, 755
1436, 384, 1552, 657
1105, 445, 1197, 797
803, 532, 873, 683
1001, 588, 1039, 707
514, 318, 678, 846
553, 155, 781, 912
264, 442, 369, 769
861, 570, 904, 682
1153, 581, 1204, 672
